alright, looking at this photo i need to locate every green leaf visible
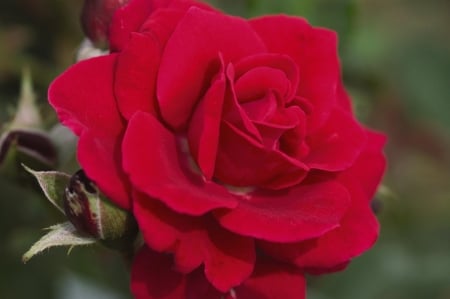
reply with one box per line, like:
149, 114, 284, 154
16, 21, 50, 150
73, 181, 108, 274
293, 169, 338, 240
22, 222, 96, 263
22, 164, 70, 214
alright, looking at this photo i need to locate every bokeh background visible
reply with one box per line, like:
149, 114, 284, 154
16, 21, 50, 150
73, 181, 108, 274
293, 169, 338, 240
1, 0, 450, 298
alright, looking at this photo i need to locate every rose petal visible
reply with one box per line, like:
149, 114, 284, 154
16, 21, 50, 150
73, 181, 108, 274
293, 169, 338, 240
139, 5, 206, 46
304, 262, 350, 275
337, 81, 353, 112
250, 16, 340, 132
133, 192, 207, 274
78, 131, 130, 209
186, 269, 224, 299
156, 0, 215, 13
303, 108, 367, 171
240, 92, 278, 122
214, 121, 308, 189
131, 246, 186, 299
204, 219, 255, 292
115, 5, 214, 119
234, 53, 299, 103
235, 67, 289, 103
157, 7, 266, 129
115, 33, 159, 120
109, 0, 153, 51
48, 54, 130, 209
110, 0, 215, 51
215, 178, 350, 242
233, 258, 306, 299
253, 105, 305, 149
223, 64, 263, 143
133, 192, 254, 292
48, 54, 123, 138
342, 129, 387, 198
188, 59, 227, 180
260, 175, 379, 271
123, 111, 237, 215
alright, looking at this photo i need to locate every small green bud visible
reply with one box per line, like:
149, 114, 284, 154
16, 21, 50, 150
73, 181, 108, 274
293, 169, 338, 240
64, 170, 137, 250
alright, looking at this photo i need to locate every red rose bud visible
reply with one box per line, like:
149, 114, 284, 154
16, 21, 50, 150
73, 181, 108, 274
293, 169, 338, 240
81, 0, 129, 45
64, 170, 137, 250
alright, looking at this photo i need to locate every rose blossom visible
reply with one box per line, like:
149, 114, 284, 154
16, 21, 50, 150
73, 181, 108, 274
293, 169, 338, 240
49, 0, 387, 298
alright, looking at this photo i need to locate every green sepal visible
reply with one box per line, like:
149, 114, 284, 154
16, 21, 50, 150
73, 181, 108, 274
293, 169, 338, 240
22, 222, 96, 263
23, 164, 70, 214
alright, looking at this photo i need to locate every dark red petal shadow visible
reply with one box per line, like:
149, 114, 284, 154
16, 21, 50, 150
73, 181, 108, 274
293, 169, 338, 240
131, 246, 186, 299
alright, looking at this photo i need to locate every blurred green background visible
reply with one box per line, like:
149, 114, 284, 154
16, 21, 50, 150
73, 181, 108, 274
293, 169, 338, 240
1, 0, 450, 298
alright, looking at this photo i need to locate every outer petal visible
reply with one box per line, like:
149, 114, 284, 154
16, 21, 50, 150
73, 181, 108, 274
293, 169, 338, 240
337, 81, 353, 112
48, 54, 123, 138
131, 247, 227, 299
131, 246, 186, 299
233, 258, 306, 299
109, 0, 215, 51
303, 108, 367, 171
214, 178, 350, 243
115, 5, 215, 120
133, 192, 255, 292
109, 0, 153, 51
260, 179, 379, 271
250, 16, 340, 132
204, 219, 255, 292
123, 111, 237, 215
260, 134, 385, 270
77, 131, 130, 209
48, 54, 130, 209
342, 129, 387, 198
157, 7, 266, 129
186, 269, 224, 299
115, 32, 160, 119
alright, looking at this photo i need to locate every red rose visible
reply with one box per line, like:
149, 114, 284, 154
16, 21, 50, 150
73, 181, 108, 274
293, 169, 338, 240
49, 0, 387, 298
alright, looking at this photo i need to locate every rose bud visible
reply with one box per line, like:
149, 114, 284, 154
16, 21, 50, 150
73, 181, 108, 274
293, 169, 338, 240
64, 169, 137, 250
81, 0, 129, 45
0, 68, 56, 173
0, 129, 57, 171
